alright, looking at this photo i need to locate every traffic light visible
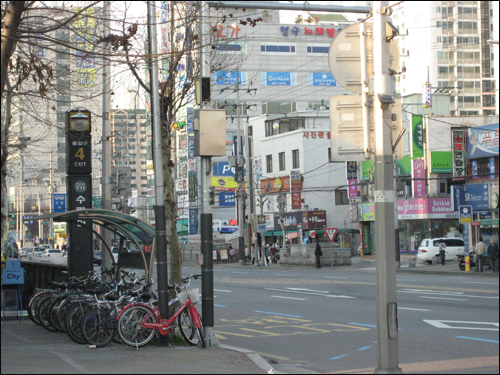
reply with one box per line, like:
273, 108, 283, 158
209, 186, 215, 205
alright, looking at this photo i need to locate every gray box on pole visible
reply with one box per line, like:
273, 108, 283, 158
194, 109, 227, 157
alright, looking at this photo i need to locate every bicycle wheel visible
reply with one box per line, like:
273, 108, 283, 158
57, 297, 78, 332
82, 309, 115, 348
65, 303, 91, 344
28, 292, 50, 326
178, 308, 204, 347
48, 296, 65, 332
38, 297, 59, 333
118, 305, 157, 347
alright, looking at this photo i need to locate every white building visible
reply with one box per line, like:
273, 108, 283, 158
392, 1, 497, 115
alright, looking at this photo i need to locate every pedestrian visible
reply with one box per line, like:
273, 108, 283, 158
487, 239, 499, 273
265, 244, 270, 264
251, 243, 256, 265
144, 244, 150, 253
438, 240, 446, 266
61, 242, 67, 251
474, 237, 486, 273
315, 241, 322, 269
244, 245, 249, 261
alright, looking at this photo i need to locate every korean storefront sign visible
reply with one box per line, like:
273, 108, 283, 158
279, 25, 342, 38
452, 130, 466, 180
412, 159, 426, 198
463, 183, 489, 211
262, 72, 296, 86
290, 170, 302, 210
411, 115, 424, 158
301, 211, 327, 230
430, 151, 452, 174
308, 73, 338, 86
466, 123, 499, 159
362, 198, 459, 221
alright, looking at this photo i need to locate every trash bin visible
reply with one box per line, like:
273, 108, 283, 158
408, 259, 416, 268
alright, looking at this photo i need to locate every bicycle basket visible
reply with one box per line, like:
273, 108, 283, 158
177, 288, 200, 305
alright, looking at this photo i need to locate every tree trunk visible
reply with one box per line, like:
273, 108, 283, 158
1, 1, 25, 98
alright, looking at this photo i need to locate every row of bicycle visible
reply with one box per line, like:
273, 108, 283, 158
28, 268, 205, 348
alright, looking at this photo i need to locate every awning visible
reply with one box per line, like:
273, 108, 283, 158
264, 231, 274, 236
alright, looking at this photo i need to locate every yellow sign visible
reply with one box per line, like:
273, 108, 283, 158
57, 233, 68, 238
273, 179, 282, 190
212, 177, 240, 190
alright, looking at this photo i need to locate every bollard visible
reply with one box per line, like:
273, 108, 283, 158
465, 255, 470, 272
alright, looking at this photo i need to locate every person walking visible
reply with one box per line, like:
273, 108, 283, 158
439, 240, 446, 266
487, 239, 499, 273
251, 243, 256, 265
315, 241, 322, 269
474, 238, 486, 273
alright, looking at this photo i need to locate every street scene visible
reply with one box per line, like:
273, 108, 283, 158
1, 0, 499, 374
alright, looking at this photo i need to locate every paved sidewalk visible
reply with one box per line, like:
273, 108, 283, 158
1, 320, 271, 374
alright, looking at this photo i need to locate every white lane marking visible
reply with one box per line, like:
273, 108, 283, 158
398, 307, 431, 312
419, 296, 467, 301
464, 281, 499, 285
231, 272, 248, 274
399, 289, 498, 299
424, 320, 499, 331
275, 274, 294, 276
271, 295, 308, 301
265, 288, 355, 299
214, 289, 232, 292
287, 287, 329, 293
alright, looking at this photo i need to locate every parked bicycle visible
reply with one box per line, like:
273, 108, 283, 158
117, 274, 204, 348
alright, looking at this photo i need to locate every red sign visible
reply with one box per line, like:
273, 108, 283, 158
325, 228, 338, 243
260, 176, 290, 194
303, 131, 330, 139
291, 171, 302, 210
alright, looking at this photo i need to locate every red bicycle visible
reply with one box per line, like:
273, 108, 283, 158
117, 274, 204, 348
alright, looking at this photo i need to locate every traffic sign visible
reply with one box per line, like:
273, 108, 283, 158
257, 215, 266, 233
459, 205, 473, 224
325, 228, 338, 243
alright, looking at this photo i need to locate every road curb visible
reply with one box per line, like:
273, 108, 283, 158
220, 344, 278, 373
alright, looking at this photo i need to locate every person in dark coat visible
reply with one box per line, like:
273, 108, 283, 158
315, 242, 322, 269
488, 239, 499, 273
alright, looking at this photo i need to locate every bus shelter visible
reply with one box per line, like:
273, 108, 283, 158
33, 209, 157, 283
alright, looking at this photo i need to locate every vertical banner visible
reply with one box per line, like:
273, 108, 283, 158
452, 130, 466, 180
160, 2, 169, 80
189, 208, 198, 235
290, 170, 302, 210
411, 115, 424, 158
188, 171, 197, 202
348, 179, 358, 200
412, 159, 426, 198
489, 157, 496, 180
74, 8, 96, 87
471, 160, 478, 178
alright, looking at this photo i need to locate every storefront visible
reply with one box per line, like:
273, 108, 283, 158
360, 198, 460, 255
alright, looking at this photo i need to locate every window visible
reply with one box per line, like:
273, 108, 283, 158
262, 102, 297, 115
292, 149, 300, 169
261, 42, 296, 55
335, 190, 349, 205
279, 152, 285, 171
306, 43, 330, 55
266, 155, 273, 173
265, 118, 305, 137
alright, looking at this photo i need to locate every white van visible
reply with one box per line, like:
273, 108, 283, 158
417, 237, 466, 263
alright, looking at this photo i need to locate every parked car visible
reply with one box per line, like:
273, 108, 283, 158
93, 250, 102, 265
41, 249, 63, 258
32, 247, 44, 256
40, 244, 52, 250
19, 247, 30, 258
416, 237, 465, 263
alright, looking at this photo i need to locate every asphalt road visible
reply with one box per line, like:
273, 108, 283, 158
179, 263, 499, 374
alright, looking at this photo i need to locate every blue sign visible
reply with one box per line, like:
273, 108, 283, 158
463, 184, 489, 211
262, 72, 295, 86
1, 260, 25, 285
186, 107, 194, 132
189, 208, 198, 235
466, 123, 499, 159
451, 185, 464, 212
220, 226, 238, 233
52, 194, 66, 213
309, 72, 337, 86
489, 157, 496, 180
23, 215, 34, 225
346, 161, 357, 180
219, 192, 235, 207
213, 162, 235, 177
213, 71, 246, 85
188, 134, 195, 159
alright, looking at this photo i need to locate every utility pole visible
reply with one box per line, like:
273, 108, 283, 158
373, 2, 401, 373
147, 0, 169, 345
236, 72, 245, 264
199, 0, 218, 347
101, 0, 113, 269
49, 150, 53, 245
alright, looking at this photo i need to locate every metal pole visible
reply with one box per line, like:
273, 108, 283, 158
101, 0, 113, 269
236, 73, 245, 264
199, 0, 218, 347
373, 2, 401, 373
245, 117, 254, 262
49, 150, 53, 246
148, 0, 169, 338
